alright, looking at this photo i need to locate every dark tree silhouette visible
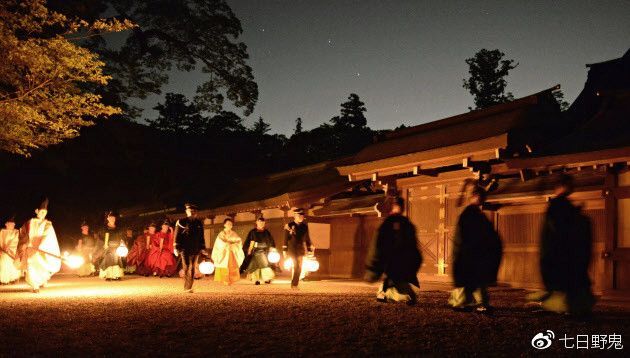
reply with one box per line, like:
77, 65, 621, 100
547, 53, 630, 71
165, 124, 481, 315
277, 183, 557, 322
251, 116, 271, 136
147, 93, 204, 134
294, 117, 303, 135
463, 49, 518, 110
49, 0, 258, 119
331, 93, 368, 128
205, 111, 246, 135
553, 90, 570, 111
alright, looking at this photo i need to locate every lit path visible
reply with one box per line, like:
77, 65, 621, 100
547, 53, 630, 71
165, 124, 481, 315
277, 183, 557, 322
0, 274, 628, 356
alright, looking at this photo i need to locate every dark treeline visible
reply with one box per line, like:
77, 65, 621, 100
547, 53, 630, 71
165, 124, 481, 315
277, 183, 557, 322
0, 93, 381, 245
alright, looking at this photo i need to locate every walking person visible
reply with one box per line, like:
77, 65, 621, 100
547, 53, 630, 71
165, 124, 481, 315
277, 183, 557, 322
145, 219, 177, 277
0, 215, 21, 284
18, 198, 61, 293
365, 197, 422, 305
75, 220, 97, 277
212, 218, 244, 285
283, 208, 314, 289
244, 216, 276, 285
98, 211, 125, 281
529, 174, 594, 315
173, 203, 205, 293
449, 180, 502, 313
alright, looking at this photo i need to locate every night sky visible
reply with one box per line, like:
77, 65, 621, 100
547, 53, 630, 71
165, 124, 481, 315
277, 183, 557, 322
134, 0, 630, 134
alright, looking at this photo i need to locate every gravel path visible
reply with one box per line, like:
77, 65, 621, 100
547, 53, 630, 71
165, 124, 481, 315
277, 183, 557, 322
0, 274, 627, 357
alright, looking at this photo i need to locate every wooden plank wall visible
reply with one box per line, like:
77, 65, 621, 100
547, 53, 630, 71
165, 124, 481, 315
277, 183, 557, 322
328, 215, 382, 278
496, 202, 606, 292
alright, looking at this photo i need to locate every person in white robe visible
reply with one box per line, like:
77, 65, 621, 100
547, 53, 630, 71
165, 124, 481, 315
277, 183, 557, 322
212, 218, 244, 285
0, 215, 21, 284
18, 198, 61, 293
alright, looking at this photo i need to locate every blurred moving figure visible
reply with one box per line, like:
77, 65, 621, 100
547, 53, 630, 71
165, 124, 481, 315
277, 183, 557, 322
449, 180, 502, 313
528, 174, 594, 315
365, 197, 422, 305
75, 220, 97, 277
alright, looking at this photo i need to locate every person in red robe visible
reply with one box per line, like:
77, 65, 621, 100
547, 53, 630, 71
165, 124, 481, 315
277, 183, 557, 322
145, 219, 177, 277
126, 224, 153, 275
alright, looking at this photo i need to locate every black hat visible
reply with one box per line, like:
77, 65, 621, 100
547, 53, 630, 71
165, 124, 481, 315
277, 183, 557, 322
184, 203, 198, 210
38, 197, 49, 210
293, 208, 305, 215
162, 218, 172, 226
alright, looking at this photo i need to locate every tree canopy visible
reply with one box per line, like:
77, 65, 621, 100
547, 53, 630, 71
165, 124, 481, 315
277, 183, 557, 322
0, 0, 133, 156
49, 0, 259, 120
463, 49, 518, 110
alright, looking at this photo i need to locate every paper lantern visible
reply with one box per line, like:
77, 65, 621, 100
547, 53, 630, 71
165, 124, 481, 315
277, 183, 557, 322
267, 249, 281, 264
283, 257, 293, 270
65, 255, 85, 269
304, 256, 320, 272
199, 261, 215, 275
116, 245, 128, 257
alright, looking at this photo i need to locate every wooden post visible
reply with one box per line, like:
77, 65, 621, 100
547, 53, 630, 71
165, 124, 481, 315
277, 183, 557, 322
603, 168, 617, 291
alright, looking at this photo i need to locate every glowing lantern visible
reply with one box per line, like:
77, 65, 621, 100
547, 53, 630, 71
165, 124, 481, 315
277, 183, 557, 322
65, 255, 85, 269
283, 257, 293, 270
116, 244, 128, 257
268, 248, 280, 264
199, 261, 215, 275
304, 256, 320, 272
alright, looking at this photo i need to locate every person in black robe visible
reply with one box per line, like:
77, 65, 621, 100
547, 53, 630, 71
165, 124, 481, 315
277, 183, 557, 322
449, 181, 502, 312
283, 208, 313, 289
98, 211, 125, 281
75, 220, 98, 277
532, 174, 594, 315
173, 203, 205, 293
365, 197, 422, 305
244, 216, 276, 284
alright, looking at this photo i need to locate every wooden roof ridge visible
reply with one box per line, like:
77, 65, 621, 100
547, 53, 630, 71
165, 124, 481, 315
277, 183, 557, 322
382, 86, 559, 142
586, 48, 629, 68
263, 156, 354, 181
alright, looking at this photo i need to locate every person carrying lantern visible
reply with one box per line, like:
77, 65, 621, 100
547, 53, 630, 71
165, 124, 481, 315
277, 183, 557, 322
244, 216, 276, 285
97, 211, 125, 281
75, 220, 98, 277
283, 208, 314, 289
173, 203, 205, 293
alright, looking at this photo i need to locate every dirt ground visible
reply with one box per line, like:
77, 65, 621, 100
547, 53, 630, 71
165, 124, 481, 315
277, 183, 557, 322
0, 273, 628, 357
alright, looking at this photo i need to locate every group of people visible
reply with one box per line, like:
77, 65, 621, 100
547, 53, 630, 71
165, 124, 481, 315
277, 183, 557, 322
365, 173, 594, 316
1, 173, 592, 315
0, 197, 315, 294
73, 212, 178, 280
175, 203, 313, 293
